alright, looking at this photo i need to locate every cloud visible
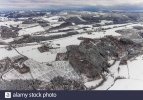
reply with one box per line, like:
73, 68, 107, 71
0, 0, 143, 8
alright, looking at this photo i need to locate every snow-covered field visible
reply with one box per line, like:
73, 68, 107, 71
1, 45, 58, 63
2, 68, 32, 81
109, 79, 143, 90
19, 25, 45, 36
0, 48, 19, 60
42, 16, 61, 23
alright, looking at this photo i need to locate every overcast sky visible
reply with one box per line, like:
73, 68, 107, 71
0, 0, 143, 9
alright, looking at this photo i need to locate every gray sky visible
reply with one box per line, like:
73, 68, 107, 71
0, 0, 143, 8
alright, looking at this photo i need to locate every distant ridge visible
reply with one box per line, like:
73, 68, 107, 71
1, 5, 143, 13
